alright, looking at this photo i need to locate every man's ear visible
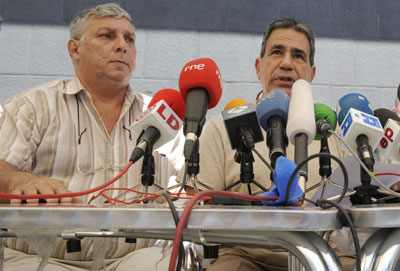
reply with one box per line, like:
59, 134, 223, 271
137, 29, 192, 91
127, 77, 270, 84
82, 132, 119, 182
67, 39, 80, 61
309, 65, 316, 83
254, 57, 262, 81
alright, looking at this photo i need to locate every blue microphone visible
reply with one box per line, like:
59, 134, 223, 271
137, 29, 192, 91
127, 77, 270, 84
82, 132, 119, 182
256, 89, 290, 169
336, 93, 373, 125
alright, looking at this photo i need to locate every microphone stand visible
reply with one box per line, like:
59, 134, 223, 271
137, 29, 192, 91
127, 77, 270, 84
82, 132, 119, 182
294, 133, 308, 202
224, 135, 267, 195
350, 135, 379, 205
305, 137, 331, 198
306, 137, 354, 200
130, 144, 164, 204
185, 140, 214, 193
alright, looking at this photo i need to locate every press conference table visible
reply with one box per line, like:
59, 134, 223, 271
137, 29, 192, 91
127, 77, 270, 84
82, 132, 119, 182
348, 203, 400, 271
0, 203, 343, 271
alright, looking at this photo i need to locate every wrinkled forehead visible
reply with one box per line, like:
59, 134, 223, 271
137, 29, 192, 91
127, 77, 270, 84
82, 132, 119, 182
266, 28, 311, 55
84, 16, 135, 36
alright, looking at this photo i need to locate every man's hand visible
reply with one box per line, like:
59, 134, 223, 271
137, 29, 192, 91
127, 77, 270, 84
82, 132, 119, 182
390, 181, 400, 192
9, 176, 82, 204
0, 160, 83, 204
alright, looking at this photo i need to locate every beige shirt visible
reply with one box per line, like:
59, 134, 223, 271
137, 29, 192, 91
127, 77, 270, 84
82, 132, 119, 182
176, 113, 347, 268
0, 77, 184, 260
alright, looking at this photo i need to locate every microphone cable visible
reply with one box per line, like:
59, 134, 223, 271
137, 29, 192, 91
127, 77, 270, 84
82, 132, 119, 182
282, 151, 360, 271
167, 191, 278, 271
161, 192, 184, 271
250, 147, 273, 172
330, 131, 400, 199
317, 199, 361, 271
177, 162, 189, 195
0, 161, 134, 201
284, 152, 349, 206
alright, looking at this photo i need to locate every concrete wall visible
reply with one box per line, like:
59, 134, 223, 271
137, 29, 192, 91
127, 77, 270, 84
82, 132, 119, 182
1, 23, 399, 119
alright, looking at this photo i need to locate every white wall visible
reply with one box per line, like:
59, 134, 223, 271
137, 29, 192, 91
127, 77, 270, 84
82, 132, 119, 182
0, 23, 399, 119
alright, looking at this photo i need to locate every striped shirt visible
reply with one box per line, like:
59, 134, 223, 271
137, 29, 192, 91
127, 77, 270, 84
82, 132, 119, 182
0, 77, 184, 260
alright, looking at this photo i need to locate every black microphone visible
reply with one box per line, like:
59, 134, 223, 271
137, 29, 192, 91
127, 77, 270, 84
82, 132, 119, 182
314, 103, 338, 178
222, 99, 264, 150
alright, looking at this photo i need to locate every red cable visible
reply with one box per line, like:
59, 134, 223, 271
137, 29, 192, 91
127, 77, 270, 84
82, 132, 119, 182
168, 190, 279, 271
0, 161, 133, 200
375, 172, 400, 177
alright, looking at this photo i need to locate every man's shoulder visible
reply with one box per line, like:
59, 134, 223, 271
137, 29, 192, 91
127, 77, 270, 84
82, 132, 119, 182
9, 78, 73, 100
4, 79, 73, 105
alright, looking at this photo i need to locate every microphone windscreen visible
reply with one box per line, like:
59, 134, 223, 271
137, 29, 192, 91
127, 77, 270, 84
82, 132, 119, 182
314, 103, 337, 140
261, 156, 302, 206
256, 89, 289, 131
148, 88, 186, 121
224, 99, 247, 110
286, 79, 316, 145
179, 58, 223, 109
336, 93, 373, 125
374, 108, 400, 126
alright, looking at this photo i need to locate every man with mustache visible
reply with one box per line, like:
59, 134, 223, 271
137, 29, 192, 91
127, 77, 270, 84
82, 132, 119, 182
180, 18, 355, 271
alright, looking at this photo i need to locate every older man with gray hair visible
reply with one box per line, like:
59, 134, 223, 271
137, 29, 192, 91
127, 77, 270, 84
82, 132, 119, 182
0, 3, 183, 271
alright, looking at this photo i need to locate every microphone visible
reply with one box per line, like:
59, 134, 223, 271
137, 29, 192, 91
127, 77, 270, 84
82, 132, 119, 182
375, 108, 400, 162
336, 93, 383, 169
129, 89, 185, 163
222, 99, 264, 150
179, 58, 223, 160
337, 93, 384, 204
256, 89, 290, 169
224, 98, 247, 110
314, 103, 337, 140
336, 93, 374, 125
314, 103, 337, 180
286, 80, 316, 194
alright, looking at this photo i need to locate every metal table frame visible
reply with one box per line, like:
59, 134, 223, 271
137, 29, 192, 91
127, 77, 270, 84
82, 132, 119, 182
0, 204, 343, 271
348, 203, 400, 271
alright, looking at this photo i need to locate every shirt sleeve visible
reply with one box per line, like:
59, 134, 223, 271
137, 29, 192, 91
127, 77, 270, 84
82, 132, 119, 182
0, 95, 42, 171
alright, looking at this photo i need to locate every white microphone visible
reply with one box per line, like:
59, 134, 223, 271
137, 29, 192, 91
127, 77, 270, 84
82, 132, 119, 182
339, 108, 384, 169
286, 79, 316, 195
129, 89, 185, 163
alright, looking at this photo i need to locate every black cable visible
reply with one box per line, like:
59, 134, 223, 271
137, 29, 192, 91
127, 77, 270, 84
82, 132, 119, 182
318, 199, 361, 271
284, 152, 348, 206
161, 192, 184, 271
251, 147, 273, 172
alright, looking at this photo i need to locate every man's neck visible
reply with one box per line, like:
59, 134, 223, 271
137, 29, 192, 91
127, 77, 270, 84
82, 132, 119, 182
77, 75, 130, 134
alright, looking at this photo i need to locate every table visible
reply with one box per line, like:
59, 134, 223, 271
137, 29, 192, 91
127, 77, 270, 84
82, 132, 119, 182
0, 203, 343, 271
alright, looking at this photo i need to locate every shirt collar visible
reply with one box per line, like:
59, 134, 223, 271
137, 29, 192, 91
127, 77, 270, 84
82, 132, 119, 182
62, 77, 144, 107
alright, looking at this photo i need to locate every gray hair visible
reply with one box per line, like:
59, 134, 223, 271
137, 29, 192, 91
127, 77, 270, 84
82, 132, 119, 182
70, 3, 133, 40
260, 18, 315, 66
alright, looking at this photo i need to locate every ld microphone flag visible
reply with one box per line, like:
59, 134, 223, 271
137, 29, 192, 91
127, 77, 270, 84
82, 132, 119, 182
131, 99, 183, 151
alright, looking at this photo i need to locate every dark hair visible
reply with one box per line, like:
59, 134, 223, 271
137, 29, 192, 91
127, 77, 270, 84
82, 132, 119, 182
260, 18, 315, 66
